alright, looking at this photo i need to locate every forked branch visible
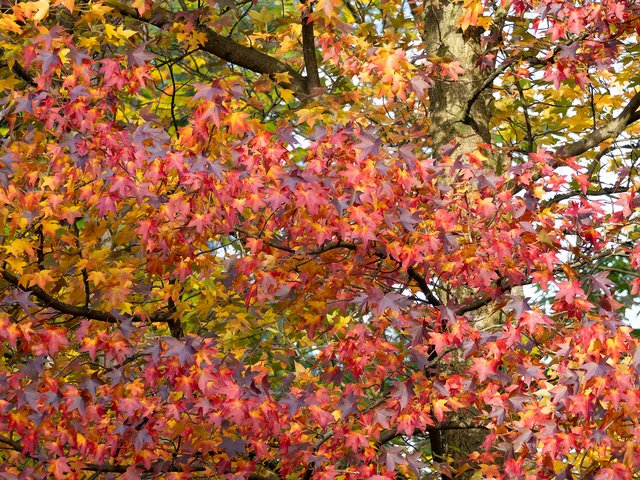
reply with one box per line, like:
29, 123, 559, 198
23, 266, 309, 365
559, 90, 640, 157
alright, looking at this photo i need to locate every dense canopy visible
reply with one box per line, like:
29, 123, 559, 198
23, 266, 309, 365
1, 0, 640, 479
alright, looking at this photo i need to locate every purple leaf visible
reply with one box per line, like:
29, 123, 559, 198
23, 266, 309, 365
383, 446, 405, 471
506, 294, 530, 319
127, 43, 155, 67
164, 337, 196, 366
391, 381, 412, 409
221, 436, 246, 456
590, 271, 613, 297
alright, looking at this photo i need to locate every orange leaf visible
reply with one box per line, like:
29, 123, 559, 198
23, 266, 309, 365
53, 0, 74, 12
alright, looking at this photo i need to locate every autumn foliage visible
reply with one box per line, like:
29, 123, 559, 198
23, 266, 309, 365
1, 0, 640, 479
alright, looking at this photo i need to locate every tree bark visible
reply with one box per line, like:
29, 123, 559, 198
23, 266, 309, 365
425, 4, 491, 158
424, 4, 495, 478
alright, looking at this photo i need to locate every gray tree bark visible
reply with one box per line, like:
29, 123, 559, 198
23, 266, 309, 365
424, 4, 497, 478
425, 4, 492, 158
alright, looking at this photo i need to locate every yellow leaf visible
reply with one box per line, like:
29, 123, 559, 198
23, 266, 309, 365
477, 15, 492, 29
40, 219, 59, 237
104, 24, 117, 39
119, 302, 134, 315
4, 238, 36, 258
88, 271, 107, 286
78, 36, 101, 51
279, 88, 294, 103
76, 258, 90, 270
272, 71, 292, 84
248, 7, 271, 25
0, 76, 20, 90
277, 36, 298, 53
5, 258, 26, 275
533, 185, 545, 199
294, 361, 309, 376
33, 0, 50, 23
116, 24, 137, 39
100, 24, 136, 46
0, 17, 23, 35
296, 106, 324, 127
552, 460, 565, 473
86, 3, 112, 22
58, 48, 70, 65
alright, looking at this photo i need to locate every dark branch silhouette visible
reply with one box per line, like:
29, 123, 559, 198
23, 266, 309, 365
105, 0, 310, 95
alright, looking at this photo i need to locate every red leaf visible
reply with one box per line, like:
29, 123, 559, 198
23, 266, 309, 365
49, 458, 71, 479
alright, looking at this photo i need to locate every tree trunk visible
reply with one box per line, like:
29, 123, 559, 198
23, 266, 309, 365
425, 4, 491, 157
424, 4, 496, 478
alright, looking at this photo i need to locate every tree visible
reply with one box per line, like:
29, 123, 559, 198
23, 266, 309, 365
1, 0, 640, 478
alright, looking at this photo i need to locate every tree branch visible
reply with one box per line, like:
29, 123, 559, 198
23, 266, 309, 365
541, 185, 631, 208
455, 277, 510, 315
463, 33, 592, 130
407, 266, 442, 307
235, 227, 357, 255
1, 270, 120, 323
558, 90, 640, 158
0, 435, 21, 451
462, 58, 515, 126
0, 59, 36, 87
105, 1, 310, 96
516, 80, 534, 153
83, 462, 205, 473
377, 422, 489, 447
301, 2, 320, 90
1, 269, 174, 325
455, 293, 494, 315
344, 0, 365, 23
428, 427, 445, 451
167, 278, 183, 338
